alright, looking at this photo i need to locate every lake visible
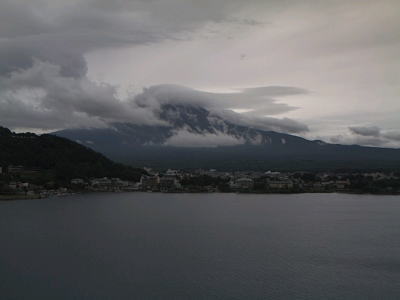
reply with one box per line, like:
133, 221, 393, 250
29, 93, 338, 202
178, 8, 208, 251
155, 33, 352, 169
1, 193, 400, 299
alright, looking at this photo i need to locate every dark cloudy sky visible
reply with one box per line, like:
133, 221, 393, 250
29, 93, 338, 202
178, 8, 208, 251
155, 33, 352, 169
1, 0, 400, 147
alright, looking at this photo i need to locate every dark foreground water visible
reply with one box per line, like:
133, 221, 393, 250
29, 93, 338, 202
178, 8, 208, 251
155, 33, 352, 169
1, 193, 400, 299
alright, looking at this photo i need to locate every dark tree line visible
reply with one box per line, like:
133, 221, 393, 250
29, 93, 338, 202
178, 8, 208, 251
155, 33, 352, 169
0, 126, 145, 183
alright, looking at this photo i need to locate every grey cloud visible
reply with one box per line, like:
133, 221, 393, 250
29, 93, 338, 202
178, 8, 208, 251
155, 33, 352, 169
0, 60, 163, 130
1, 0, 294, 132
349, 126, 381, 137
164, 129, 244, 147
0, 63, 308, 134
215, 17, 266, 27
242, 116, 309, 133
0, 38, 88, 78
383, 132, 400, 142
0, 60, 307, 133
4, 0, 379, 139
337, 125, 400, 147
0, 0, 223, 78
0, 1, 49, 38
329, 134, 387, 147
0, 0, 244, 130
348, 125, 400, 143
135, 84, 303, 116
219, 110, 309, 134
241, 86, 308, 97
0, 0, 260, 77
2, 0, 303, 76
133, 84, 309, 134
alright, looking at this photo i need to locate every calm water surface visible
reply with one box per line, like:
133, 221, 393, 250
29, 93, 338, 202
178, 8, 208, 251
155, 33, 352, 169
1, 193, 400, 299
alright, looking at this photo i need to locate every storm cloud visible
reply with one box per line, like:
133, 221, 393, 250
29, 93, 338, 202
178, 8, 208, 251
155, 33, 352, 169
133, 84, 309, 133
349, 126, 400, 145
328, 126, 400, 148
0, 0, 306, 134
349, 126, 381, 137
1, 0, 400, 147
0, 60, 164, 129
0, 0, 261, 77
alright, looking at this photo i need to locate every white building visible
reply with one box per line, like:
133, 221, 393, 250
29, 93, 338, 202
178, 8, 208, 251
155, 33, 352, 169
71, 178, 85, 185
267, 180, 294, 190
235, 178, 254, 190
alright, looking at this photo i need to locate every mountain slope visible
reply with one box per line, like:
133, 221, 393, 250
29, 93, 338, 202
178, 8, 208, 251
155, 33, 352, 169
53, 104, 400, 171
0, 126, 144, 181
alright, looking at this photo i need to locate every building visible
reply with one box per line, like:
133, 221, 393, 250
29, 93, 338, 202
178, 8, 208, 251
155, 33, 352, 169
159, 176, 180, 192
266, 180, 294, 190
90, 177, 113, 191
111, 178, 130, 188
71, 178, 85, 185
235, 177, 254, 190
8, 182, 17, 189
8, 165, 24, 173
312, 182, 325, 192
140, 175, 160, 191
264, 171, 281, 178
165, 169, 179, 177
335, 180, 350, 190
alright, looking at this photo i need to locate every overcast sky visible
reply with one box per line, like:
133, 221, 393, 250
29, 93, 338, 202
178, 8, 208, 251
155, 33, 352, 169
1, 0, 400, 147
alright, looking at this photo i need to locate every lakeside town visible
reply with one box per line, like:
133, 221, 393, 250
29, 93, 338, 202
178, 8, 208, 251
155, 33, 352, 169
1, 165, 400, 199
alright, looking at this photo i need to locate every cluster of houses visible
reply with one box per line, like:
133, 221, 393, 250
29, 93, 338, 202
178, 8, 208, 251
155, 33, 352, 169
0, 165, 41, 175
194, 169, 354, 193
70, 169, 183, 192
71, 177, 139, 192
137, 169, 400, 193
0, 180, 69, 199
0, 165, 63, 198
69, 169, 398, 193
1, 164, 400, 197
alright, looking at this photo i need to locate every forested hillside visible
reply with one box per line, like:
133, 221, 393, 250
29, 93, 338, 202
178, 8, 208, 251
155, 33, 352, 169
0, 126, 144, 182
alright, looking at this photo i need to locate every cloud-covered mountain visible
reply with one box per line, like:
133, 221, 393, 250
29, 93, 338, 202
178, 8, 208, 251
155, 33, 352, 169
1, 0, 400, 148
55, 102, 304, 147
54, 101, 400, 170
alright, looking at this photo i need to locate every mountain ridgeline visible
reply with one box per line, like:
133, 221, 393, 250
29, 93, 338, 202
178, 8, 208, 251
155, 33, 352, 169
0, 127, 144, 181
54, 103, 400, 171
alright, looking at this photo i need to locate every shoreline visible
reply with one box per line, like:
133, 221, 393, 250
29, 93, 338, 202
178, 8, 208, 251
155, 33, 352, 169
0, 194, 43, 201
2, 190, 400, 201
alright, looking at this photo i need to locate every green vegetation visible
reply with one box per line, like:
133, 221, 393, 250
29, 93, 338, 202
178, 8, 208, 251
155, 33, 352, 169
0, 126, 144, 186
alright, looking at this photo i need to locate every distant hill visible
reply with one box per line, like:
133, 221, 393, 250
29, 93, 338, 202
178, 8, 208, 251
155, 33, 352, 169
0, 126, 144, 181
53, 103, 400, 171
